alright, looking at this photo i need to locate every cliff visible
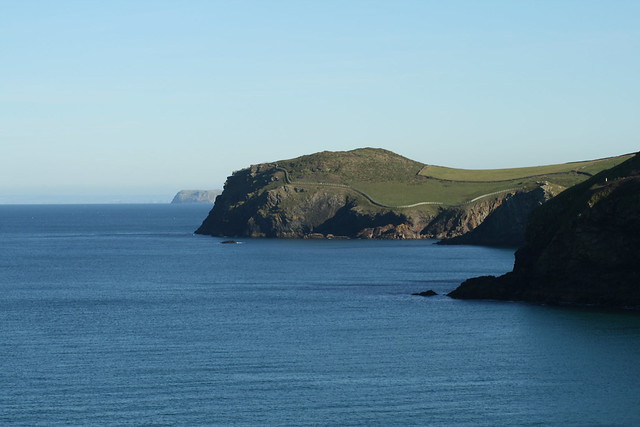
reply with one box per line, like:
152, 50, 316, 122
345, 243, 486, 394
195, 148, 630, 242
194, 153, 431, 238
171, 190, 221, 204
437, 183, 559, 246
449, 152, 640, 309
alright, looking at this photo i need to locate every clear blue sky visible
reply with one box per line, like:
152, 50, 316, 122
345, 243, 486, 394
1, 0, 638, 203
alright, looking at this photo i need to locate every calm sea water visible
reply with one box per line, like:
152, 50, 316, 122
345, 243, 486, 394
1, 204, 639, 426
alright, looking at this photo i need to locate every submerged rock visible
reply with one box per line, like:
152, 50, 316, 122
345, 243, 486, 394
412, 290, 438, 297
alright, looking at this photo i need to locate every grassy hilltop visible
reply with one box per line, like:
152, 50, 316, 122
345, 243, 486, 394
273, 148, 632, 208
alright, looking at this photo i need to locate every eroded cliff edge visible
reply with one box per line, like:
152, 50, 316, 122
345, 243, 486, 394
449, 152, 640, 309
193, 148, 604, 242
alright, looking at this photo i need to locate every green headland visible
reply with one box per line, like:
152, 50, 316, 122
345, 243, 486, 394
273, 148, 632, 208
196, 148, 633, 243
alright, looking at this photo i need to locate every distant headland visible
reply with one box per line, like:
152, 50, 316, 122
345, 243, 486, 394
171, 190, 221, 204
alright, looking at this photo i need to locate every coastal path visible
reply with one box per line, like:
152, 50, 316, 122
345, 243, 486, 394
274, 166, 524, 209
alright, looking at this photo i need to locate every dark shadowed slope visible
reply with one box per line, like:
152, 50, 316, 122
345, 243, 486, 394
449, 152, 640, 309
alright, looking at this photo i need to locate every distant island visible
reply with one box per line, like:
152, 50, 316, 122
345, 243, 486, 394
194, 148, 631, 245
171, 190, 221, 204
448, 151, 640, 310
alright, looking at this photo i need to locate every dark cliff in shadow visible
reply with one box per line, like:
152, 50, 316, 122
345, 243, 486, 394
436, 184, 556, 247
449, 152, 640, 309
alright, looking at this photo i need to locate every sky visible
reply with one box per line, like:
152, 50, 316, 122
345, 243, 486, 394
1, 0, 638, 203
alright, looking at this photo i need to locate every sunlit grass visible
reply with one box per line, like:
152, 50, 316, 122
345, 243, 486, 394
273, 148, 632, 207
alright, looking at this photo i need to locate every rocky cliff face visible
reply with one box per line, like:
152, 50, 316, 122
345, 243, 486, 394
194, 163, 428, 238
195, 157, 560, 242
437, 183, 558, 246
449, 152, 640, 309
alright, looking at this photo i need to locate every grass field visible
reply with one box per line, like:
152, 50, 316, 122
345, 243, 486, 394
418, 155, 634, 182
272, 149, 634, 208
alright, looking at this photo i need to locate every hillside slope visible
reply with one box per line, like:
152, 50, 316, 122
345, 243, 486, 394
195, 148, 631, 242
449, 152, 640, 309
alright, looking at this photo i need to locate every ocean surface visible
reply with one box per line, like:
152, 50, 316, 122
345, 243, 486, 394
1, 204, 639, 426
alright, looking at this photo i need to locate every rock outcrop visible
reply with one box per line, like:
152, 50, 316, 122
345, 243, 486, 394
171, 190, 222, 204
449, 152, 640, 309
194, 163, 427, 238
412, 290, 438, 297
437, 183, 559, 246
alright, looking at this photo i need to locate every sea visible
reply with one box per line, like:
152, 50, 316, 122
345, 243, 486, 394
1, 204, 639, 426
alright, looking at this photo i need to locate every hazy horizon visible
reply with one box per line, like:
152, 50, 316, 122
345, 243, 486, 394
0, 192, 176, 205
2, 1, 638, 204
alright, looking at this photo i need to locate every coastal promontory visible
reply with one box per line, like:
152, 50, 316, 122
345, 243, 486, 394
449, 152, 640, 309
171, 190, 222, 204
195, 148, 631, 243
